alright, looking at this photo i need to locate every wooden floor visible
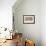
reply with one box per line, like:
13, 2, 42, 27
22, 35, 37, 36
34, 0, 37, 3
0, 39, 16, 46
0, 34, 23, 46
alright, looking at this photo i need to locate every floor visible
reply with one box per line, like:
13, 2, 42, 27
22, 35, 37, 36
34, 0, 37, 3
0, 39, 16, 46
0, 39, 24, 46
0, 33, 24, 46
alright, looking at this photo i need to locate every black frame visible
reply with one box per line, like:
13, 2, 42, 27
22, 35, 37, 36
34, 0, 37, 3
23, 15, 35, 24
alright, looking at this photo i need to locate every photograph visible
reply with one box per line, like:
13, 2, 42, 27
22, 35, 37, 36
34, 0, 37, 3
23, 15, 35, 24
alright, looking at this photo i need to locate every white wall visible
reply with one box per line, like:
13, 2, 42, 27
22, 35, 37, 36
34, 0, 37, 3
13, 0, 41, 46
0, 0, 16, 29
41, 0, 46, 46
13, 0, 46, 46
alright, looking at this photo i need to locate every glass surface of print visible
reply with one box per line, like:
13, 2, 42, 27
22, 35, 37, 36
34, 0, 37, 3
23, 15, 35, 24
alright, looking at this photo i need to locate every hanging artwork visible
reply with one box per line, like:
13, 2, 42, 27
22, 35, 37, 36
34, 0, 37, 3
23, 15, 35, 24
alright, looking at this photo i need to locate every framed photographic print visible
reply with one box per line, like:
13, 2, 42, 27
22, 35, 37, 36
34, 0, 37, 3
23, 15, 35, 24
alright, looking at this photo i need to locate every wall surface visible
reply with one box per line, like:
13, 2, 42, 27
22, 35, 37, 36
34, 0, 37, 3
41, 0, 46, 46
0, 0, 16, 29
13, 0, 41, 46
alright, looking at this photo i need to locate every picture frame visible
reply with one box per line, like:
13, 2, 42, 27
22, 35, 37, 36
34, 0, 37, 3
23, 15, 35, 24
